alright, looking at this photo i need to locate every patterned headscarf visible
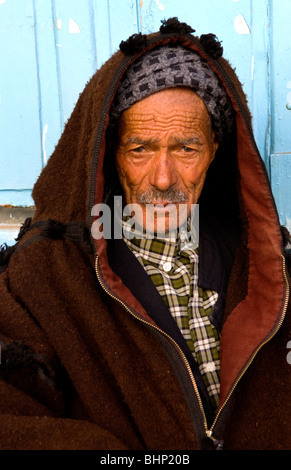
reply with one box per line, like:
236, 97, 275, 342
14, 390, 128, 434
111, 45, 235, 142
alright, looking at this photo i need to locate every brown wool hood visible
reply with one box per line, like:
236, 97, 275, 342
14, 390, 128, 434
29, 20, 288, 408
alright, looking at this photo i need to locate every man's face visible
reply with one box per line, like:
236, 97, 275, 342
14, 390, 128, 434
115, 88, 218, 235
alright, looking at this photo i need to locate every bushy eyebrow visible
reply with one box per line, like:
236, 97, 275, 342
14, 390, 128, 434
122, 135, 203, 147
122, 136, 158, 147
173, 136, 203, 147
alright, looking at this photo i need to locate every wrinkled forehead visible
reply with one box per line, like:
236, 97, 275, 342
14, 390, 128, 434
117, 88, 214, 145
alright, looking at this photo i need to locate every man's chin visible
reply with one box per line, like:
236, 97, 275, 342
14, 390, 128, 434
142, 210, 189, 239
122, 201, 192, 239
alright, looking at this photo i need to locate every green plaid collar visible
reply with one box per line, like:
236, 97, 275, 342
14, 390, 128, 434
124, 232, 198, 272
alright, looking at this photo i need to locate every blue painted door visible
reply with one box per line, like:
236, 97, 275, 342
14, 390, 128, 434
0, 0, 290, 235
268, 3, 291, 233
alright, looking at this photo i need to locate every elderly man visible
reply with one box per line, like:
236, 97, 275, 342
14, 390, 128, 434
0, 18, 290, 451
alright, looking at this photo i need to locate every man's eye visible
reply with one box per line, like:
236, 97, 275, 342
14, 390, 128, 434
182, 146, 195, 153
132, 146, 145, 153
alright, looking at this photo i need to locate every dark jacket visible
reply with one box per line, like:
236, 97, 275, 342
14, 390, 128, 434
0, 18, 290, 450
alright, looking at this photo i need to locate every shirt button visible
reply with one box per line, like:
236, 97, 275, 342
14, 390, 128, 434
205, 362, 216, 372
163, 262, 172, 272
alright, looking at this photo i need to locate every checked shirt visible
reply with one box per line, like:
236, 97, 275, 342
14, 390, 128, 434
123, 223, 221, 410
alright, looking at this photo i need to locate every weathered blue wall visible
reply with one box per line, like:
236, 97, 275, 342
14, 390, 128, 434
0, 0, 290, 244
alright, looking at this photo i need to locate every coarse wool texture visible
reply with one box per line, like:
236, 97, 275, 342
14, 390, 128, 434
0, 19, 290, 450
0, 237, 200, 449
222, 296, 291, 450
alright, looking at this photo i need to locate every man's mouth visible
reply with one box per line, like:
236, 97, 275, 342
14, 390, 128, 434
144, 202, 178, 211
137, 189, 188, 205
148, 202, 177, 207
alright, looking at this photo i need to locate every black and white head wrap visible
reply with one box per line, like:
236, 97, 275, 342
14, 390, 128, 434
111, 45, 235, 142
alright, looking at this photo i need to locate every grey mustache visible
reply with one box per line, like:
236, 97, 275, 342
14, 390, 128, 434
137, 188, 188, 204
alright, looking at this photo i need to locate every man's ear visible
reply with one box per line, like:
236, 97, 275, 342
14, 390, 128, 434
211, 133, 219, 161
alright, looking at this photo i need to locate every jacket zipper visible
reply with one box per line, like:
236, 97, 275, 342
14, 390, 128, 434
94, 255, 211, 439
208, 254, 290, 440
95, 254, 289, 447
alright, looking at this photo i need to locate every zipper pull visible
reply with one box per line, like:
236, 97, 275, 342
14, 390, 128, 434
213, 439, 224, 450
206, 430, 224, 450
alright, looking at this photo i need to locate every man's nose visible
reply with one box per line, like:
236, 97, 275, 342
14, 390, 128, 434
149, 154, 178, 191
